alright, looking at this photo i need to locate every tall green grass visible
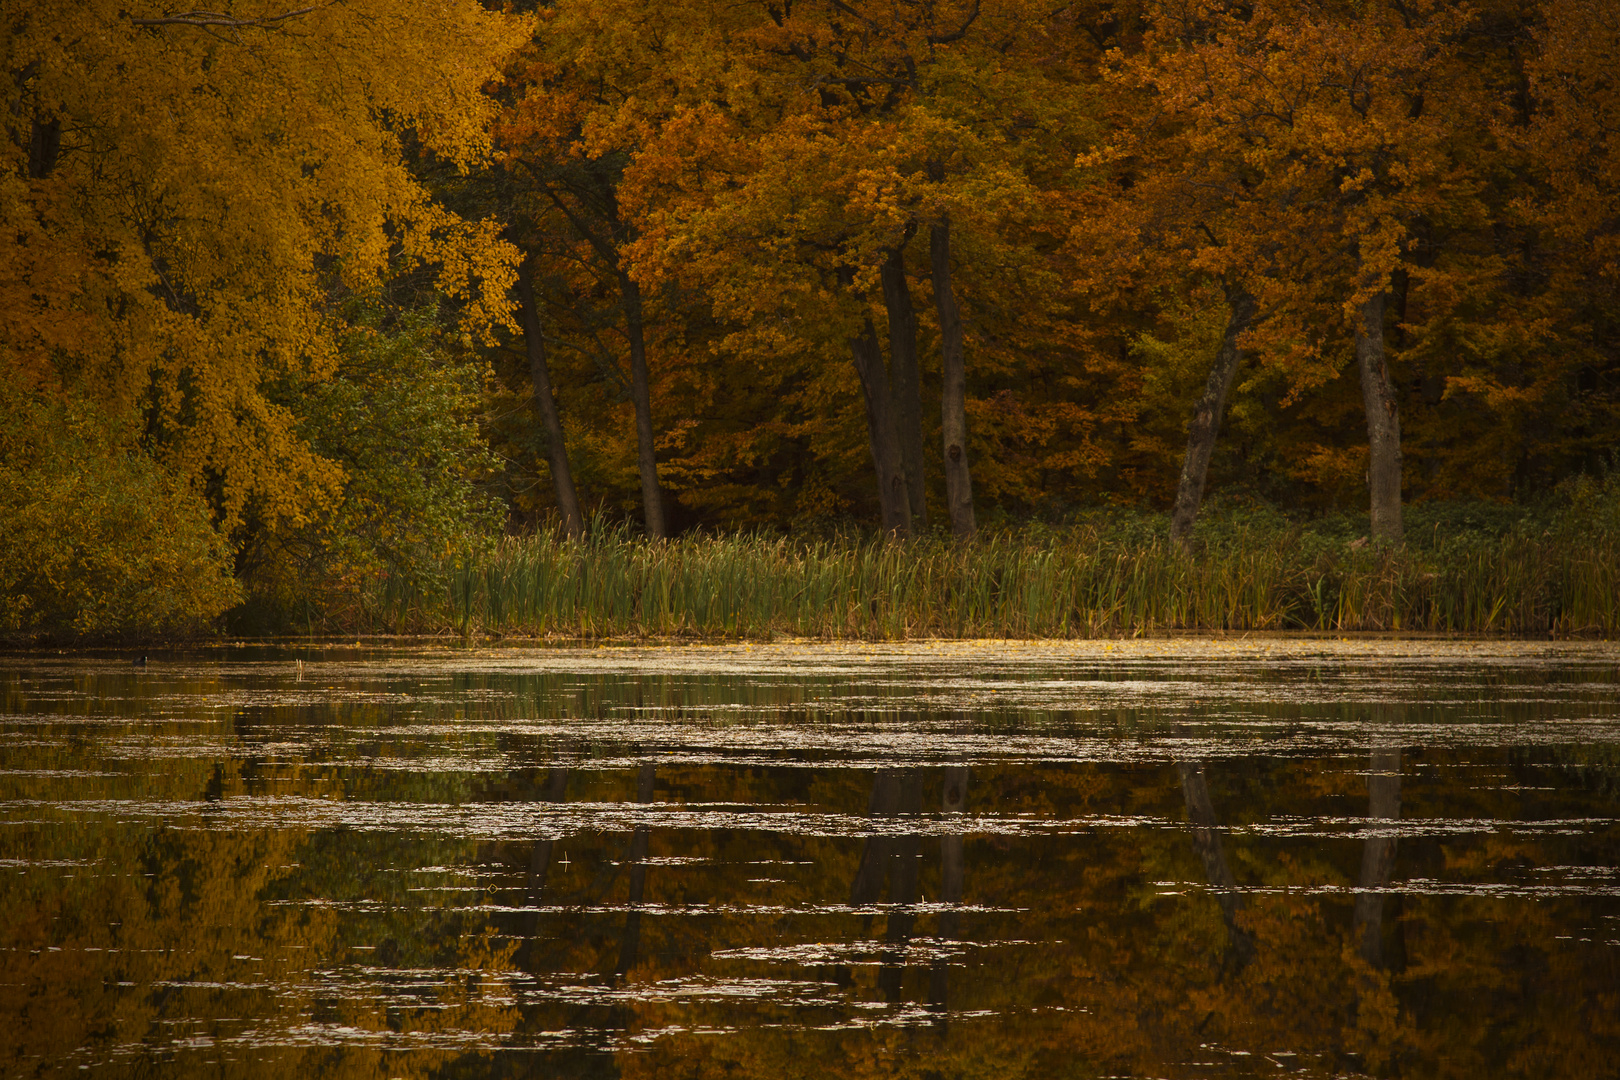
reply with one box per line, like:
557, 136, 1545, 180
345, 514, 1619, 639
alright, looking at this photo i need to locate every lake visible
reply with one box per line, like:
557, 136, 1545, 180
2, 639, 1617, 1078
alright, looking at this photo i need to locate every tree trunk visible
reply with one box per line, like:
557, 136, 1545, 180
1169, 285, 1256, 551
849, 769, 906, 906
930, 219, 976, 540
516, 263, 585, 540
620, 272, 667, 539
881, 774, 924, 1002
1353, 742, 1401, 969
29, 115, 61, 179
849, 768, 922, 1005
1357, 290, 1403, 544
843, 272, 912, 537
881, 241, 927, 531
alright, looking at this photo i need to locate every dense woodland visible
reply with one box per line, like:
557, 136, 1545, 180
3, 0, 1618, 638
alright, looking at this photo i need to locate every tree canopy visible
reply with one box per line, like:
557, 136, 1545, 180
3, 0, 526, 525
4, 0, 1618, 635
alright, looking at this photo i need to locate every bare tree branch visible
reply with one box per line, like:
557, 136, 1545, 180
928, 0, 982, 44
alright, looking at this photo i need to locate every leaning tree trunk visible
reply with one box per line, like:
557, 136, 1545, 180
1169, 286, 1256, 552
1178, 760, 1256, 970
930, 218, 976, 540
1357, 289, 1403, 544
516, 262, 585, 540
850, 313, 913, 537
881, 241, 928, 532
619, 272, 667, 539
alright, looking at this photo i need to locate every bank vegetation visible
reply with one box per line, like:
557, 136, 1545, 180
4, 2, 1619, 643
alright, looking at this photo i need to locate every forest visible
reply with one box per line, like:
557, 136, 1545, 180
2, 0, 1618, 640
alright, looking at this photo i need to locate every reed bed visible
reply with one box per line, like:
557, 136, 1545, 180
352, 520, 1620, 639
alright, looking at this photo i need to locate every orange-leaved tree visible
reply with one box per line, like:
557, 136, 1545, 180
628, 0, 1101, 538
1510, 0, 1620, 481
1093, 0, 1503, 544
490, 0, 757, 539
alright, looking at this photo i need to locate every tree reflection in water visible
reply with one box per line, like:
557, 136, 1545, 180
523, 765, 570, 972
616, 763, 658, 979
929, 762, 970, 1030
2, 644, 1617, 1079
840, 767, 925, 1001
1178, 759, 1256, 972
1355, 738, 1403, 970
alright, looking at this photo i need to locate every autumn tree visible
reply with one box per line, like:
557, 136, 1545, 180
1528, 1, 1619, 303
491, 1, 725, 539
1076, 45, 1262, 550
237, 306, 502, 629
1509, 0, 1620, 480
513, 250, 587, 539
0, 2, 525, 582
0, 382, 240, 637
625, 31, 931, 537
1092, 0, 1513, 544
625, 0, 1105, 538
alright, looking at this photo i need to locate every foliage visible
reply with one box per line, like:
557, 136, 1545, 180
471, 0, 1620, 536
5, 0, 1620, 641
1, 0, 528, 534
234, 307, 502, 632
0, 386, 239, 639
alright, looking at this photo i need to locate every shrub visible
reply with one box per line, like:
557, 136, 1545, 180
232, 305, 499, 631
0, 387, 240, 640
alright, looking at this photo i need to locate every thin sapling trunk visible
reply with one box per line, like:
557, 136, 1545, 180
515, 262, 585, 540
881, 241, 927, 531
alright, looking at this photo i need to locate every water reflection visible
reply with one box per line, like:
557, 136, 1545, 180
0, 641, 1617, 1078
1354, 735, 1402, 971
929, 761, 969, 1029
1178, 759, 1256, 971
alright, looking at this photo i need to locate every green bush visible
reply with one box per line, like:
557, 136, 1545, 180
233, 305, 499, 631
0, 387, 240, 640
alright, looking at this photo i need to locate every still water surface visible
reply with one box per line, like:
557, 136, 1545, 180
3, 639, 1618, 1078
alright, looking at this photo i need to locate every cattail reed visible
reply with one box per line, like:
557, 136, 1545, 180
348, 515, 1619, 640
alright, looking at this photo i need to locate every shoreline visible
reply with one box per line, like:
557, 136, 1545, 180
6, 628, 1617, 660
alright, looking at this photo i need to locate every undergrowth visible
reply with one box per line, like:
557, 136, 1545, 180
322, 491, 1619, 640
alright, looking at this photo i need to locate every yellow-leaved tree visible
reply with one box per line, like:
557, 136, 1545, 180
1, 0, 529, 636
